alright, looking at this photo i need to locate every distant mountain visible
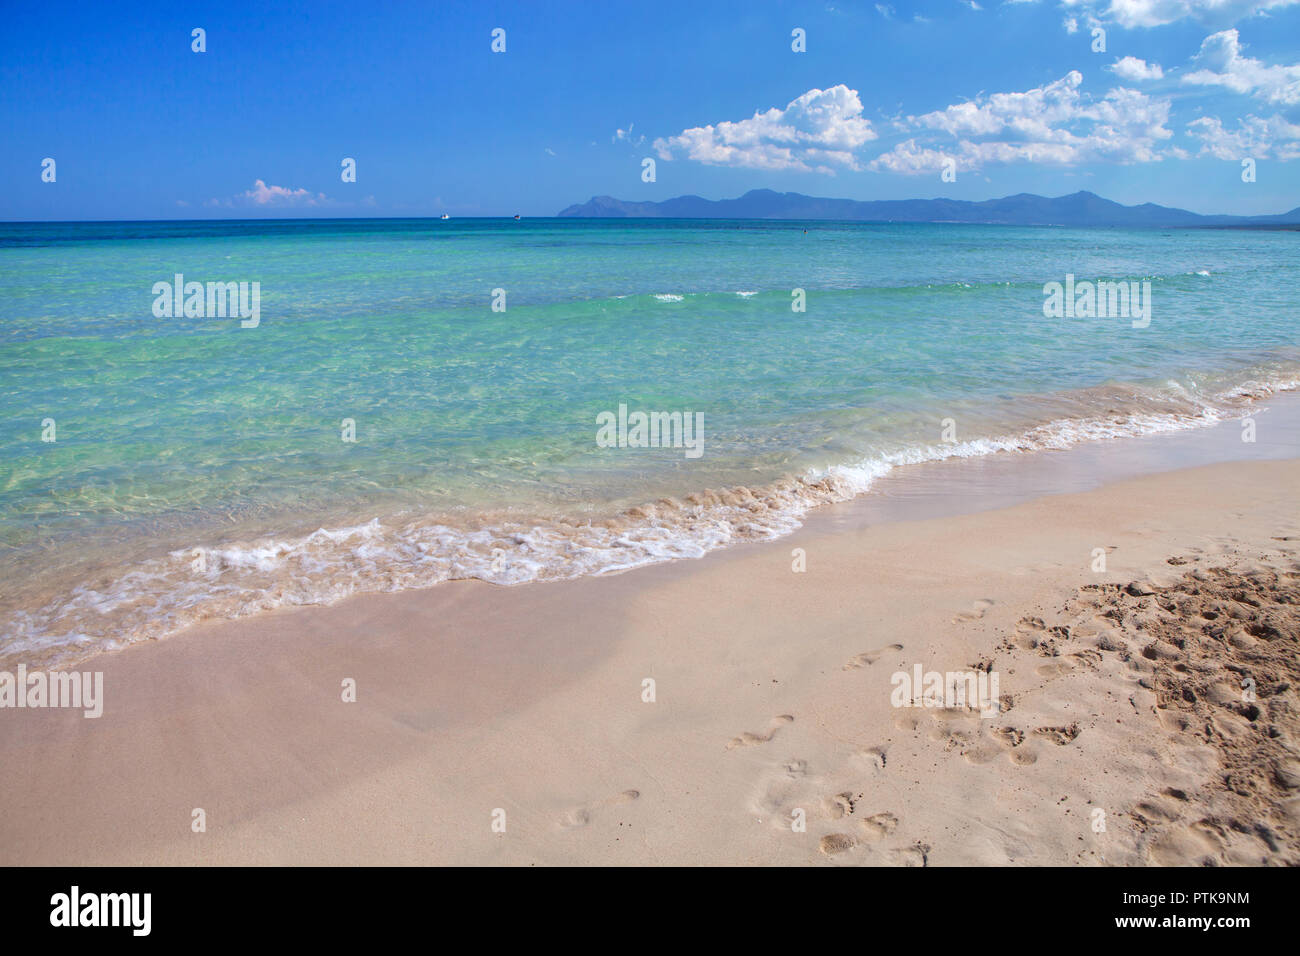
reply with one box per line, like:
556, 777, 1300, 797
557, 189, 1300, 228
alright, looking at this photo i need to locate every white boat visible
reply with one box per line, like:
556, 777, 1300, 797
440, 213, 450, 220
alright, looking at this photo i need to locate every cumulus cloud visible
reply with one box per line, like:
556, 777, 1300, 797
869, 71, 1175, 173
652, 85, 878, 173
204, 180, 332, 209
243, 180, 325, 205
910, 71, 1091, 138
1182, 29, 1300, 104
1109, 56, 1165, 81
1186, 112, 1300, 158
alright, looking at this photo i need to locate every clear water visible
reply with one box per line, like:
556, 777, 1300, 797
1, 218, 1296, 665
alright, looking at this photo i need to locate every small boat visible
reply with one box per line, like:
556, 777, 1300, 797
513, 214, 521, 220
440, 213, 450, 220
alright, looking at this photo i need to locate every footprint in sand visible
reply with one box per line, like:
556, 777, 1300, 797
855, 745, 888, 772
887, 843, 931, 867
824, 791, 858, 819
1013, 617, 1073, 656
1032, 724, 1081, 746
1035, 659, 1075, 678
1070, 648, 1104, 669
819, 813, 901, 854
991, 726, 1025, 748
967, 741, 1040, 766
1011, 616, 1046, 651
988, 726, 1040, 765
1133, 797, 1182, 824
961, 744, 1003, 765
819, 833, 857, 855
859, 812, 899, 842
925, 710, 989, 756
843, 643, 904, 670
559, 789, 640, 829
953, 598, 995, 623
727, 714, 794, 750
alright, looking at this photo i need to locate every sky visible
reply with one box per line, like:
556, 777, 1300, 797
1, 0, 1298, 220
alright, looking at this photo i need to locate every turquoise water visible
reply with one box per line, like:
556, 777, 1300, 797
1, 218, 1297, 664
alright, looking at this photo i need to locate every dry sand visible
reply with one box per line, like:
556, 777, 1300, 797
1, 456, 1297, 866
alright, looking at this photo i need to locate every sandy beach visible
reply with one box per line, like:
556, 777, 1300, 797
2, 406, 1297, 866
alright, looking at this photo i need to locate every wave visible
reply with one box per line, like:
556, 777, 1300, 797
2, 371, 1296, 670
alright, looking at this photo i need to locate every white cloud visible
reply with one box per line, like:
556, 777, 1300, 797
1182, 29, 1300, 104
613, 124, 645, 146
912, 71, 1090, 138
245, 180, 324, 205
1095, 0, 1298, 28
875, 3, 896, 17
204, 180, 327, 208
870, 71, 1176, 173
201, 180, 337, 209
1064, 15, 1080, 30
653, 85, 878, 173
1109, 56, 1165, 81
1186, 112, 1300, 158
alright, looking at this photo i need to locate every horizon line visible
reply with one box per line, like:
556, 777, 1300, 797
0, 216, 1292, 230
9, 185, 1295, 225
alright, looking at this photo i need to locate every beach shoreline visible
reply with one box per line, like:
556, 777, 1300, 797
1, 403, 1297, 864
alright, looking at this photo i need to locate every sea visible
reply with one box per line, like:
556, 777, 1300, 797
1, 217, 1296, 666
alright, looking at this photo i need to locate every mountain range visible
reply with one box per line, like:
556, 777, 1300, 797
557, 189, 1300, 228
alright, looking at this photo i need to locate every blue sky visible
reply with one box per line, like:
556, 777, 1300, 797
2, 0, 1298, 219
